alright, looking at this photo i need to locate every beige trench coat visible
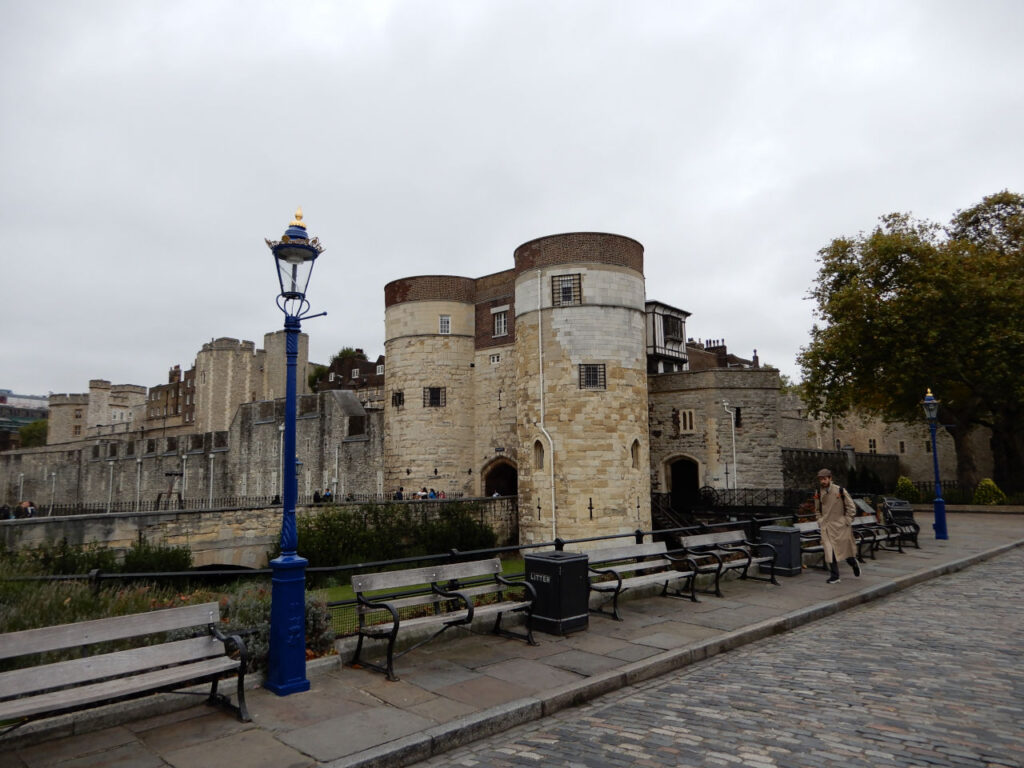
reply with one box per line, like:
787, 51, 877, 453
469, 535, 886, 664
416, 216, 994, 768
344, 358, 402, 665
815, 483, 857, 561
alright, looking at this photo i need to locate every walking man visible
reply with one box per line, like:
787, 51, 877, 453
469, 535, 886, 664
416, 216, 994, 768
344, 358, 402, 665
815, 468, 860, 584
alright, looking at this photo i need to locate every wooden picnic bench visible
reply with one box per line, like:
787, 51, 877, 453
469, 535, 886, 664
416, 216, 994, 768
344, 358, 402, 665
678, 530, 780, 597
0, 602, 249, 737
583, 541, 699, 621
348, 557, 536, 681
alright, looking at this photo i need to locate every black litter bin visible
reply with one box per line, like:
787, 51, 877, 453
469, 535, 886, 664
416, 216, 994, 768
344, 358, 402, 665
757, 525, 803, 576
524, 551, 589, 635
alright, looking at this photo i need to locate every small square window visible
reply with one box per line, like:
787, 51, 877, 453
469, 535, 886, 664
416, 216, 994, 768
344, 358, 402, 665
552, 274, 582, 306
490, 353, 501, 364
579, 364, 606, 390
72, 425, 82, 436
391, 391, 404, 408
423, 387, 446, 407
376, 364, 384, 375
439, 315, 451, 334
899, 441, 906, 454
868, 438, 877, 454
351, 368, 360, 379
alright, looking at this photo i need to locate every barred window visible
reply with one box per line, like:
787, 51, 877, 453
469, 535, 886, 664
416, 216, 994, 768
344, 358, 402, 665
552, 274, 582, 306
439, 315, 451, 334
579, 363, 606, 390
423, 387, 446, 407
868, 438, 877, 454
391, 390, 404, 408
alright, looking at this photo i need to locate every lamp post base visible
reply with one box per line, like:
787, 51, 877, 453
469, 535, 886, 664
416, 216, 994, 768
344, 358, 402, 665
933, 497, 948, 540
265, 554, 311, 696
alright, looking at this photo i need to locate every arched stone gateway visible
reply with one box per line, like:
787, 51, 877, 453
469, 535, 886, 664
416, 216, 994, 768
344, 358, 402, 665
668, 456, 701, 513
483, 459, 518, 497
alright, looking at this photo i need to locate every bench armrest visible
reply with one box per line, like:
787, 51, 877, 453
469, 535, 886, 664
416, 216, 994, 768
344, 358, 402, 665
748, 540, 777, 557
588, 565, 624, 593
496, 574, 537, 603
432, 586, 474, 623
684, 547, 725, 567
356, 594, 401, 629
664, 553, 700, 573
209, 623, 250, 671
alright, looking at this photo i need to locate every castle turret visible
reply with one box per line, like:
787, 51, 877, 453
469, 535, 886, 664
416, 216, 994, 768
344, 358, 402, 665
384, 276, 477, 496
513, 233, 651, 544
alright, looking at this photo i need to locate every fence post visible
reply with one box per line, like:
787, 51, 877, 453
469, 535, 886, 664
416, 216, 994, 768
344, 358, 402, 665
88, 568, 102, 596
554, 537, 565, 551
634, 529, 644, 544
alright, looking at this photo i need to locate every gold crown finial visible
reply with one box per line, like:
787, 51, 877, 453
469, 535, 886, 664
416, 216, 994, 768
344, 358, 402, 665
926, 388, 933, 396
291, 207, 304, 227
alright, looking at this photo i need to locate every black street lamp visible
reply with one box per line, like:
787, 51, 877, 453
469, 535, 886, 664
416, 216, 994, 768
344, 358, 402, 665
264, 208, 326, 695
921, 389, 949, 540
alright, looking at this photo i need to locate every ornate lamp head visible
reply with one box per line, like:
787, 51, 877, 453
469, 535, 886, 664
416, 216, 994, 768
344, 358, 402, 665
266, 207, 325, 316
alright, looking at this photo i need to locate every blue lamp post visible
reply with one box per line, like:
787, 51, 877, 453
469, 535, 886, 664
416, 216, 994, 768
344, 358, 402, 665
264, 208, 325, 695
921, 389, 948, 541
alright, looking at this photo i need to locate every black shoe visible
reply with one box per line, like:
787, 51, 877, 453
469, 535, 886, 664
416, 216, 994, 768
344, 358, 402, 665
852, 561, 861, 578
826, 575, 840, 584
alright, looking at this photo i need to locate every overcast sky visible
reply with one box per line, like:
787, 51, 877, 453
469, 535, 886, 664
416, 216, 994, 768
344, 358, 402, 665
2, 0, 1021, 397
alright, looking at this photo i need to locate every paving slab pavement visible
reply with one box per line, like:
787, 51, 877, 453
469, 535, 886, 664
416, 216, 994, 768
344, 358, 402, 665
4, 511, 1023, 768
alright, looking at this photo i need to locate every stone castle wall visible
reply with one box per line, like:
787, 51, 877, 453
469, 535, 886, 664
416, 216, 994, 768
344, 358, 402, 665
648, 368, 784, 491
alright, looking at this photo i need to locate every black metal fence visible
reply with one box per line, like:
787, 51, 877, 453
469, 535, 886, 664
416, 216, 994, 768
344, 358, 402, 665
4, 511, 792, 639
8, 492, 474, 519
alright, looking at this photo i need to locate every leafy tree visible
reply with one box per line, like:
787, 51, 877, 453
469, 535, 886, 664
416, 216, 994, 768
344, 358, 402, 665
330, 347, 368, 365
19, 419, 47, 448
308, 364, 328, 392
799, 191, 1024, 491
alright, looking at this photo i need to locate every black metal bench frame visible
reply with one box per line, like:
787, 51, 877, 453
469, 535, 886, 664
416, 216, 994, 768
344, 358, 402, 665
0, 602, 249, 737
679, 530, 779, 597
583, 541, 699, 622
348, 557, 536, 681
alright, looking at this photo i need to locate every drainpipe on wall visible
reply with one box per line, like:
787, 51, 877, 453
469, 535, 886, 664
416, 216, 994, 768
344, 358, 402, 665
537, 270, 556, 540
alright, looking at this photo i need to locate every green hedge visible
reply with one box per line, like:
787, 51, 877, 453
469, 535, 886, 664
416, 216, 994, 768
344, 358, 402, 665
276, 502, 498, 580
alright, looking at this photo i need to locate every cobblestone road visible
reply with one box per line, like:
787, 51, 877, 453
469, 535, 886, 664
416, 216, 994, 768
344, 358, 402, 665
415, 548, 1024, 768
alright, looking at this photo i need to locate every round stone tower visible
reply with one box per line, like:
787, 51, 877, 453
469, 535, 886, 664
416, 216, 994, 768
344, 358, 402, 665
383, 275, 477, 498
513, 233, 651, 545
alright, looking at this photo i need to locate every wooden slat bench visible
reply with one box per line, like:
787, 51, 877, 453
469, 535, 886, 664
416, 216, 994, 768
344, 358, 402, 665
678, 530, 779, 597
881, 497, 921, 549
583, 541, 698, 621
796, 515, 894, 567
850, 507, 904, 558
348, 557, 536, 681
0, 602, 249, 737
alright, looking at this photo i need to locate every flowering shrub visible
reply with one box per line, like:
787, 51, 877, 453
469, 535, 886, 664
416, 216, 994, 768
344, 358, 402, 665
220, 584, 335, 672
894, 476, 920, 503
972, 478, 1007, 505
